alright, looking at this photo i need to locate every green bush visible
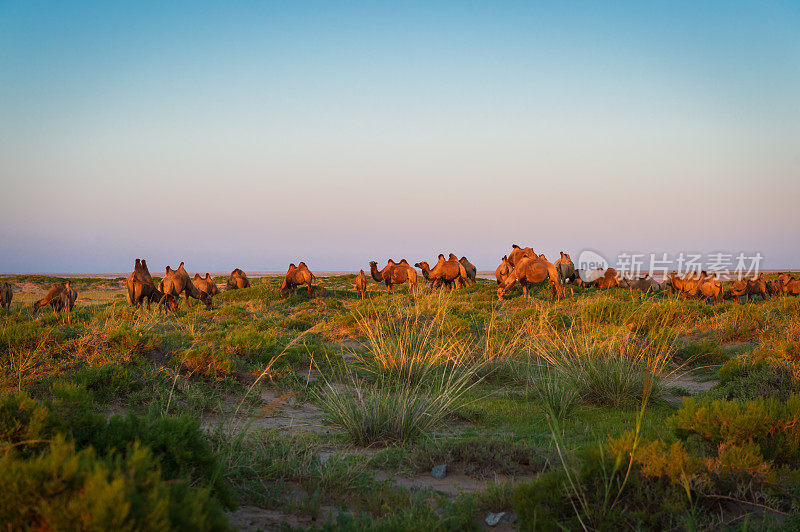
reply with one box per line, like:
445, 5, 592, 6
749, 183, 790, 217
70, 364, 136, 403
670, 394, 800, 466
0, 436, 228, 531
711, 358, 797, 401
0, 391, 234, 507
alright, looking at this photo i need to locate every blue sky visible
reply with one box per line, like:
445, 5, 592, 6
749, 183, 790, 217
1, 1, 798, 272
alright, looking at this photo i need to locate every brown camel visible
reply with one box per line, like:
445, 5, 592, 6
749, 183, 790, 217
34, 282, 78, 312
369, 259, 417, 293
126, 258, 176, 310
496, 256, 564, 301
698, 274, 723, 304
724, 274, 769, 302
667, 271, 701, 298
459, 257, 477, 285
584, 268, 619, 289
226, 268, 250, 290
554, 252, 575, 285
1, 282, 13, 310
159, 262, 212, 309
776, 273, 800, 296
495, 255, 512, 285
417, 254, 466, 290
280, 262, 314, 297
507, 244, 537, 268
766, 279, 782, 297
193, 273, 220, 298
355, 269, 367, 299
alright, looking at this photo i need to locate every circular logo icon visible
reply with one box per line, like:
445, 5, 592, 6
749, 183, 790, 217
577, 250, 609, 282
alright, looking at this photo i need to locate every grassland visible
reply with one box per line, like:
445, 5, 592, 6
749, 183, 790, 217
1, 273, 799, 530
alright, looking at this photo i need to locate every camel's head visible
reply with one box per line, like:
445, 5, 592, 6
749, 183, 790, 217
164, 295, 179, 312
369, 261, 377, 269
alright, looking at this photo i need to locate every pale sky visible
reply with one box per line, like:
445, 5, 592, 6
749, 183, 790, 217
1, 1, 799, 272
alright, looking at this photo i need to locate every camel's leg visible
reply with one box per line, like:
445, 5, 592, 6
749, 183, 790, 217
307, 282, 313, 297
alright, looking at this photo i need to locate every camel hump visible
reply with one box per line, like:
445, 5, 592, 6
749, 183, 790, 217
179, 262, 184, 268
166, 266, 172, 273
206, 273, 211, 279
512, 244, 520, 249
135, 258, 141, 267
194, 273, 200, 279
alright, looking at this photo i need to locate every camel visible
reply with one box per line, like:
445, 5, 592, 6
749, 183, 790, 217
724, 274, 769, 302
226, 268, 250, 290
159, 262, 212, 309
783, 277, 800, 296
126, 259, 176, 310
369, 259, 417, 293
355, 269, 367, 299
667, 271, 703, 298
622, 274, 661, 293
496, 256, 564, 301
459, 257, 477, 285
34, 282, 77, 312
554, 252, 575, 286
584, 268, 619, 289
0, 282, 12, 310
193, 273, 219, 298
416, 254, 466, 290
495, 255, 512, 285
507, 244, 537, 268
766, 279, 782, 297
698, 274, 723, 304
280, 262, 314, 297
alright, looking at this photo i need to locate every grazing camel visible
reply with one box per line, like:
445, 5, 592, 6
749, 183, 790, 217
584, 268, 619, 289
554, 252, 575, 286
280, 262, 314, 297
355, 269, 367, 299
34, 282, 77, 312
621, 275, 661, 293
1, 282, 13, 310
193, 273, 219, 298
126, 259, 176, 310
459, 257, 477, 285
507, 244, 537, 268
159, 262, 212, 309
369, 260, 417, 293
496, 256, 564, 301
724, 274, 769, 302
495, 255, 512, 285
226, 268, 250, 290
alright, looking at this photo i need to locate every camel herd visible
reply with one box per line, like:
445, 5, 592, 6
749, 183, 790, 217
4, 246, 800, 314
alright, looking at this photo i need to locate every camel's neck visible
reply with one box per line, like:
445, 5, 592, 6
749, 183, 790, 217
370, 265, 382, 282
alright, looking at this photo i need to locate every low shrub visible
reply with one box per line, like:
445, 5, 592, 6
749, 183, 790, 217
178, 346, 231, 379
710, 358, 797, 401
670, 394, 800, 466
0, 436, 227, 531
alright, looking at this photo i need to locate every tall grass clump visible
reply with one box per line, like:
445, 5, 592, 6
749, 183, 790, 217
353, 293, 465, 383
531, 315, 677, 408
315, 295, 485, 445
